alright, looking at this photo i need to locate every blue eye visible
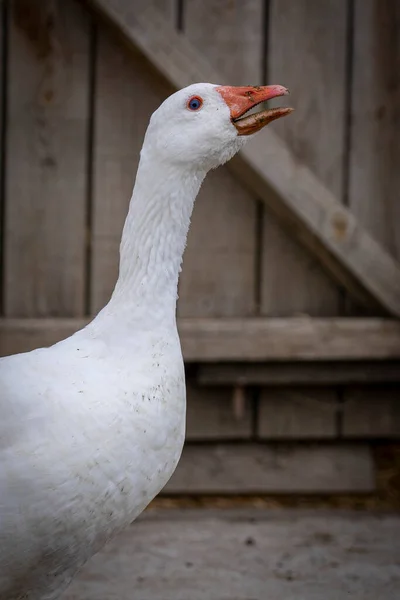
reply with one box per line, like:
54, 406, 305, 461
187, 96, 203, 111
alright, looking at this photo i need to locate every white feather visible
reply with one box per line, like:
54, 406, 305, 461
0, 83, 248, 599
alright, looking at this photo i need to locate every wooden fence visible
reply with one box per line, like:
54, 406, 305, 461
0, 0, 399, 493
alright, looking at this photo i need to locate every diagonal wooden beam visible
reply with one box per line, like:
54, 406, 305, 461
84, 0, 400, 318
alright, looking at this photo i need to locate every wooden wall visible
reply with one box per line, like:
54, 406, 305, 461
0, 0, 399, 493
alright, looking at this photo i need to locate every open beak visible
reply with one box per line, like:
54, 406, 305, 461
216, 85, 293, 135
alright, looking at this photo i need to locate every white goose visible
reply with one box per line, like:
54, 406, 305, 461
0, 82, 291, 599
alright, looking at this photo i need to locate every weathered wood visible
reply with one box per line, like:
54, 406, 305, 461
90, 19, 167, 314
198, 362, 400, 386
165, 443, 375, 493
259, 0, 347, 440
182, 0, 262, 85
0, 317, 87, 356
1, 317, 400, 361
232, 137, 400, 317
0, 0, 4, 313
186, 380, 252, 440
348, 0, 400, 288
342, 0, 400, 429
258, 389, 337, 439
262, 0, 347, 316
178, 318, 400, 362
178, 169, 257, 317
85, 0, 221, 85
343, 388, 400, 438
4, 0, 91, 317
85, 0, 400, 317
177, 0, 261, 318
66, 510, 400, 600
152, 0, 176, 25
90, 25, 133, 313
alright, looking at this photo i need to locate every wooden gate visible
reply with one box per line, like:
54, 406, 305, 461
1, 0, 399, 493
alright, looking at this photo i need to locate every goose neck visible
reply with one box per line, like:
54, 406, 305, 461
108, 152, 205, 325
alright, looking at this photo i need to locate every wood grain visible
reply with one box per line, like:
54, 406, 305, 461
165, 443, 375, 493
186, 379, 252, 440
343, 387, 400, 438
258, 388, 337, 439
258, 0, 348, 444
232, 134, 400, 317
258, 0, 346, 450
257, 0, 346, 450
1, 317, 399, 361
343, 0, 400, 426
90, 20, 166, 313
178, 317, 400, 361
348, 0, 400, 271
182, 0, 262, 85
152, 0, 177, 25
261, 0, 347, 316
0, 0, 3, 314
85, 0, 222, 86
65, 510, 400, 600
4, 0, 91, 316
85, 0, 400, 316
177, 0, 262, 317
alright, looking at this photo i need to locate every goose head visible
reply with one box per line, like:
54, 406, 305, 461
143, 83, 292, 171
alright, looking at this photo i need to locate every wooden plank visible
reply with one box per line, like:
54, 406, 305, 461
0, 0, 4, 314
4, 0, 91, 317
343, 0, 400, 432
178, 0, 262, 317
90, 24, 134, 313
84, 0, 400, 317
343, 388, 400, 439
1, 317, 400, 361
178, 318, 400, 361
258, 389, 337, 439
177, 169, 256, 317
232, 135, 400, 316
164, 443, 375, 493
85, 0, 222, 86
66, 511, 400, 600
153, 0, 176, 25
182, 0, 262, 85
198, 362, 400, 386
259, 0, 347, 440
0, 317, 87, 356
261, 0, 347, 316
90, 19, 167, 314
348, 0, 400, 287
176, 1, 261, 442
186, 380, 252, 440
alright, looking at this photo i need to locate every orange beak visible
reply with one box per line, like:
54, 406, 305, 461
216, 85, 293, 135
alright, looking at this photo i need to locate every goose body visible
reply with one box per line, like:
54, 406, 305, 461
0, 82, 291, 599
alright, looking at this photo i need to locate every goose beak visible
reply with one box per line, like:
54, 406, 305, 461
216, 85, 293, 135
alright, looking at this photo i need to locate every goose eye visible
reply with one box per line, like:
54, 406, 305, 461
187, 96, 203, 111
